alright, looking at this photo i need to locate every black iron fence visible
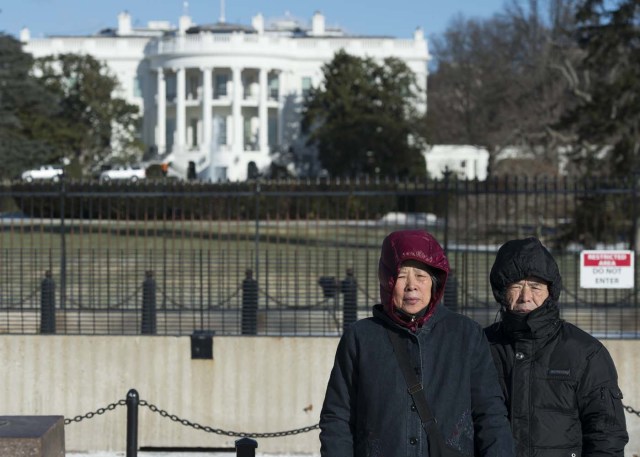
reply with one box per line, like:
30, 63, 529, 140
1, 174, 639, 337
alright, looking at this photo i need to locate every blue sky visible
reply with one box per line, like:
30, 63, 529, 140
0, 0, 508, 40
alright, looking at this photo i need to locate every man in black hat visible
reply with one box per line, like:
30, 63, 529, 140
485, 237, 628, 457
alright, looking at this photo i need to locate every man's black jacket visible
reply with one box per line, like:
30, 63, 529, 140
485, 237, 628, 456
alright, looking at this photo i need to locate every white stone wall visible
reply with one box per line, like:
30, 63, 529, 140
1, 336, 638, 455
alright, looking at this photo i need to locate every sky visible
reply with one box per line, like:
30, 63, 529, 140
0, 0, 508, 41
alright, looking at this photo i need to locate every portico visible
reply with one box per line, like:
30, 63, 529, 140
153, 64, 280, 181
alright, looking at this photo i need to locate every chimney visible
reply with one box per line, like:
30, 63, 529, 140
20, 27, 31, 42
312, 11, 325, 36
179, 14, 192, 34
252, 13, 264, 35
118, 11, 132, 35
414, 26, 425, 42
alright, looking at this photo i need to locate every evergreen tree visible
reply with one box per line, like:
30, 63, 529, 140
301, 50, 426, 178
0, 33, 61, 179
0, 37, 142, 179
558, 0, 640, 176
34, 54, 142, 174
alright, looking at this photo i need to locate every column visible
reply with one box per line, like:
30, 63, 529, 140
277, 71, 287, 146
176, 67, 186, 150
202, 67, 212, 149
156, 69, 166, 154
232, 67, 243, 152
258, 68, 268, 152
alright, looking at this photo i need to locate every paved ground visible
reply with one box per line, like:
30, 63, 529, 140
67, 453, 314, 457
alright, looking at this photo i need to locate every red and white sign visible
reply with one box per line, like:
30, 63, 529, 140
580, 250, 634, 289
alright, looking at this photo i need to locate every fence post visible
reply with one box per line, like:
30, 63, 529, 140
126, 389, 139, 457
242, 269, 258, 335
235, 437, 258, 457
633, 171, 639, 310
59, 177, 67, 309
40, 270, 56, 334
141, 270, 157, 335
341, 268, 357, 331
442, 168, 452, 254
444, 269, 459, 312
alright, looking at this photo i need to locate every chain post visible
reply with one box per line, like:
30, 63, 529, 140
236, 437, 258, 457
126, 389, 139, 457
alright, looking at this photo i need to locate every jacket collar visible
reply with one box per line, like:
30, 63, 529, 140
373, 303, 448, 334
501, 300, 562, 341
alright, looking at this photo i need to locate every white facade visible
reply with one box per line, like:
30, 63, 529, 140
423, 145, 490, 180
22, 11, 430, 181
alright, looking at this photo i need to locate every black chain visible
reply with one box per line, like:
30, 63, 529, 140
63, 397, 319, 437
60, 397, 640, 434
64, 399, 127, 425
139, 399, 319, 438
623, 403, 640, 418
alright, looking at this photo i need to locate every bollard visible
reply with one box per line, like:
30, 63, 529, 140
141, 271, 157, 335
126, 389, 139, 457
235, 437, 258, 457
241, 269, 258, 335
318, 276, 337, 298
40, 270, 56, 334
341, 268, 358, 331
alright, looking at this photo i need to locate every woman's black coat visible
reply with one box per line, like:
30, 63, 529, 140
320, 304, 514, 457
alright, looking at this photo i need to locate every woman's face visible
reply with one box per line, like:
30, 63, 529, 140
392, 260, 433, 315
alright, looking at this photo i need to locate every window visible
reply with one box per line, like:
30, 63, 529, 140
268, 113, 278, 148
188, 75, 199, 100
301, 77, 312, 97
244, 76, 257, 99
165, 119, 175, 151
190, 119, 198, 147
166, 75, 176, 101
133, 77, 142, 98
268, 76, 279, 100
244, 117, 253, 149
247, 162, 259, 179
213, 116, 227, 146
215, 74, 228, 98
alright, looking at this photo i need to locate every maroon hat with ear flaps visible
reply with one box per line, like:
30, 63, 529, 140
378, 230, 450, 328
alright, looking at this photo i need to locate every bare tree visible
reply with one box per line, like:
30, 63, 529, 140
426, 0, 581, 176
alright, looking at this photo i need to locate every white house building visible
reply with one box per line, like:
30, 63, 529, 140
21, 9, 430, 181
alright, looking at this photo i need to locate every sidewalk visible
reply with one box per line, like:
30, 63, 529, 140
67, 453, 315, 457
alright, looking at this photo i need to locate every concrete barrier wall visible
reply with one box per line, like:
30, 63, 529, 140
1, 335, 638, 455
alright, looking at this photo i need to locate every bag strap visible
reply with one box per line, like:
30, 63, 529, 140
386, 327, 439, 434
